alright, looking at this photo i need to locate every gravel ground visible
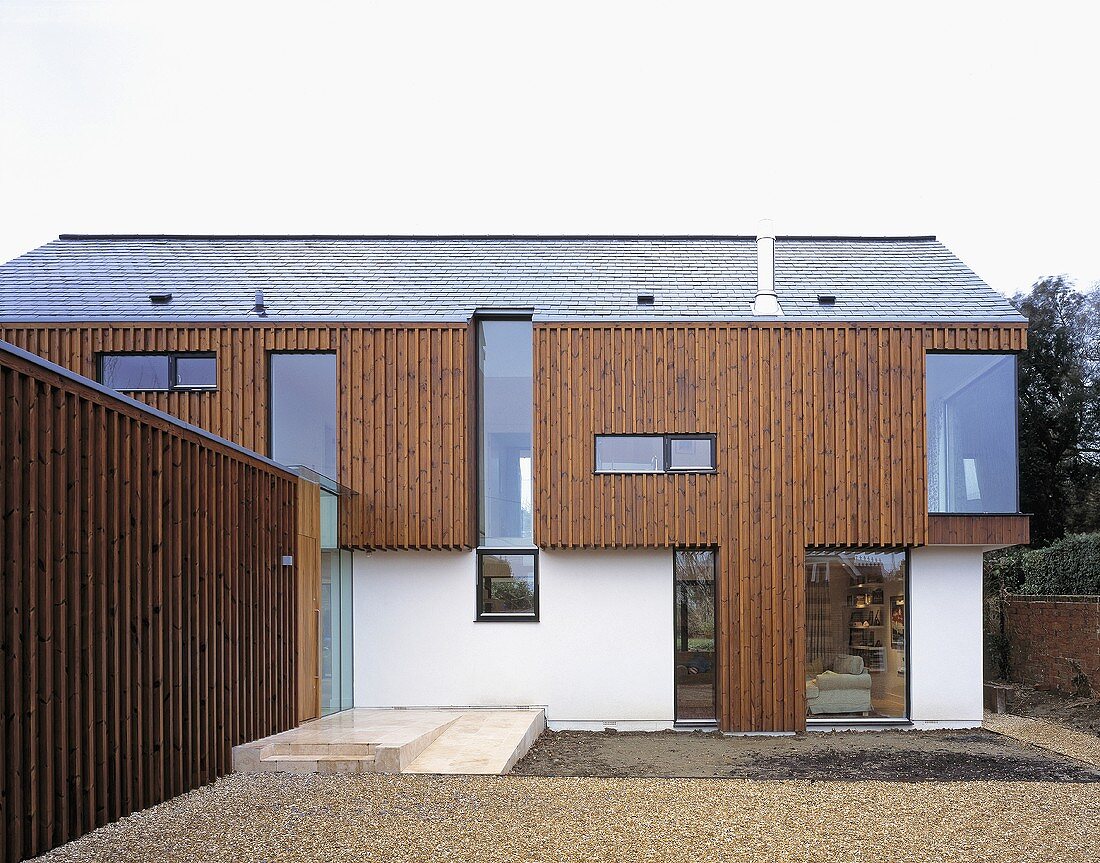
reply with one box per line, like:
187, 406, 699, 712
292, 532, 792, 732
984, 711, 1100, 767
513, 728, 1100, 781
28, 772, 1100, 863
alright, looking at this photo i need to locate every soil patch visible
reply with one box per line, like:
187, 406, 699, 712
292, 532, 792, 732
512, 728, 1100, 781
998, 682, 1100, 735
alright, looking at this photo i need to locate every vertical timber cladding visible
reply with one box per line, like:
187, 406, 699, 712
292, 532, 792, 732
0, 344, 299, 863
0, 323, 473, 550
534, 322, 1028, 732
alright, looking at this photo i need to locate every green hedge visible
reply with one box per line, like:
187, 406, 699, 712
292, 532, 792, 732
986, 532, 1100, 596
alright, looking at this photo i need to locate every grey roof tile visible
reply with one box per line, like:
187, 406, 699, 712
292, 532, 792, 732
0, 235, 1025, 323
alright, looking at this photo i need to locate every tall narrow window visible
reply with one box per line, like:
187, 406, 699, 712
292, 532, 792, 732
926, 353, 1018, 513
674, 550, 717, 723
478, 318, 533, 546
270, 352, 338, 480
477, 317, 536, 621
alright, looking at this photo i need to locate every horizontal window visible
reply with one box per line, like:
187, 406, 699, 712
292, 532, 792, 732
926, 353, 1018, 513
595, 434, 716, 473
477, 550, 538, 621
99, 352, 217, 392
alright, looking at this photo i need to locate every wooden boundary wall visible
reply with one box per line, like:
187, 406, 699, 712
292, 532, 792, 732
0, 341, 302, 862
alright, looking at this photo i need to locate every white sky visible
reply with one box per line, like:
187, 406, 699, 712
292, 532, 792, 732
1, 1, 1098, 297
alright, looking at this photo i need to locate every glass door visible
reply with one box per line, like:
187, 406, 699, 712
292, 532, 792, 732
674, 549, 717, 724
320, 549, 354, 716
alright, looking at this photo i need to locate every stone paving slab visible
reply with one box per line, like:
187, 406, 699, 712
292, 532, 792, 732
984, 710, 1100, 766
405, 709, 545, 774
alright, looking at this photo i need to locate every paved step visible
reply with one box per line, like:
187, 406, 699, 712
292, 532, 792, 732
404, 709, 545, 775
259, 754, 377, 774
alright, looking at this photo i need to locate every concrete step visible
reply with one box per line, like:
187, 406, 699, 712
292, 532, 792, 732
259, 754, 377, 774
261, 742, 375, 758
404, 709, 546, 775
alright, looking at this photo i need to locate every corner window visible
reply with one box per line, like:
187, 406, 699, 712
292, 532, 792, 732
99, 352, 217, 392
595, 434, 716, 473
477, 550, 538, 621
805, 549, 907, 721
926, 353, 1018, 513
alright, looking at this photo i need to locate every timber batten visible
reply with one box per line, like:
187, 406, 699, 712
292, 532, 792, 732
3, 320, 1029, 736
0, 342, 301, 863
0, 323, 473, 551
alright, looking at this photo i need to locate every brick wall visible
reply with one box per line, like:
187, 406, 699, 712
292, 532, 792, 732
1005, 596, 1100, 697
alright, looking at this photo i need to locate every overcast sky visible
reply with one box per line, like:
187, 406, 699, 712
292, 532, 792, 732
1, 1, 1097, 297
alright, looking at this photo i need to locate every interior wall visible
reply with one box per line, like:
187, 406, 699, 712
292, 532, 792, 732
352, 549, 675, 727
909, 545, 985, 725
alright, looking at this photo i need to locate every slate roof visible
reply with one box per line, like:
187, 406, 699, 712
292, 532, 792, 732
0, 235, 1025, 323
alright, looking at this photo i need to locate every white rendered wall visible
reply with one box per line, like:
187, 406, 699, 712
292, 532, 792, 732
352, 548, 675, 728
908, 546, 985, 727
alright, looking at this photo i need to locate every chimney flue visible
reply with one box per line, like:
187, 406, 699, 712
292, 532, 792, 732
254, 289, 267, 317
752, 218, 783, 317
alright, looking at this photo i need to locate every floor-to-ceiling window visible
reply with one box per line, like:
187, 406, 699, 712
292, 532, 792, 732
805, 549, 907, 720
270, 352, 350, 713
476, 317, 536, 620
674, 550, 717, 723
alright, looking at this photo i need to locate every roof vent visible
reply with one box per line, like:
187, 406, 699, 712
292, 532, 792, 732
636, 293, 655, 306
149, 291, 173, 304
254, 289, 267, 317
817, 294, 836, 305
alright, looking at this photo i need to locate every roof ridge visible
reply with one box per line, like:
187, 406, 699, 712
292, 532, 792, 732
54, 233, 937, 243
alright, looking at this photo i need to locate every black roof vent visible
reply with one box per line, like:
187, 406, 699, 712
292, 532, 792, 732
817, 294, 836, 305
636, 293, 655, 306
149, 291, 173, 304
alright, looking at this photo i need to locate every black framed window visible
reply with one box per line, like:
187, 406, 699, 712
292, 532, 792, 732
667, 435, 716, 471
476, 550, 538, 621
805, 549, 908, 722
926, 353, 1018, 513
99, 352, 217, 392
595, 434, 716, 474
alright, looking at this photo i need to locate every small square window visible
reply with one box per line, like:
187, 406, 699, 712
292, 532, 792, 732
668, 436, 716, 471
477, 551, 538, 621
174, 355, 217, 389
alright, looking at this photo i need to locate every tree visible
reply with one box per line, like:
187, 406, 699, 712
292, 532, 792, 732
1012, 277, 1100, 544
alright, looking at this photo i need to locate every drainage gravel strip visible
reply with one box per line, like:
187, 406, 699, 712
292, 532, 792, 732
984, 711, 1100, 767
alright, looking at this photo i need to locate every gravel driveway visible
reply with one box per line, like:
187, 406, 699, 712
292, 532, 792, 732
30, 772, 1100, 863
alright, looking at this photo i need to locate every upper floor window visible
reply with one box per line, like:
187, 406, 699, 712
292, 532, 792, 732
595, 434, 716, 474
99, 352, 217, 392
926, 353, 1018, 513
269, 352, 337, 480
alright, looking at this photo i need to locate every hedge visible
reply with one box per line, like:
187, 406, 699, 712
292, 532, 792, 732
986, 532, 1100, 596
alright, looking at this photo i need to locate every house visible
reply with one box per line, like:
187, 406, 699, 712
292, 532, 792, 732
0, 230, 1029, 735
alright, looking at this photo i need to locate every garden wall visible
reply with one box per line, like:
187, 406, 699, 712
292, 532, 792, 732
1005, 595, 1100, 697
1, 341, 303, 863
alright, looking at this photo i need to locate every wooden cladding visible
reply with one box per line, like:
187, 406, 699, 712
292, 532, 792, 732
296, 478, 323, 724
928, 514, 1030, 546
0, 324, 472, 550
535, 321, 1027, 732
0, 344, 301, 863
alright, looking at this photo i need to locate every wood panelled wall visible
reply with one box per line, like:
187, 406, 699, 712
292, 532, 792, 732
0, 344, 301, 863
535, 322, 1027, 732
0, 324, 472, 550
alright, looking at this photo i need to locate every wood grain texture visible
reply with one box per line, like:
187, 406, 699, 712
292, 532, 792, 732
0, 344, 300, 863
534, 321, 1028, 732
0, 324, 472, 550
927, 514, 1030, 546
295, 477, 322, 724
